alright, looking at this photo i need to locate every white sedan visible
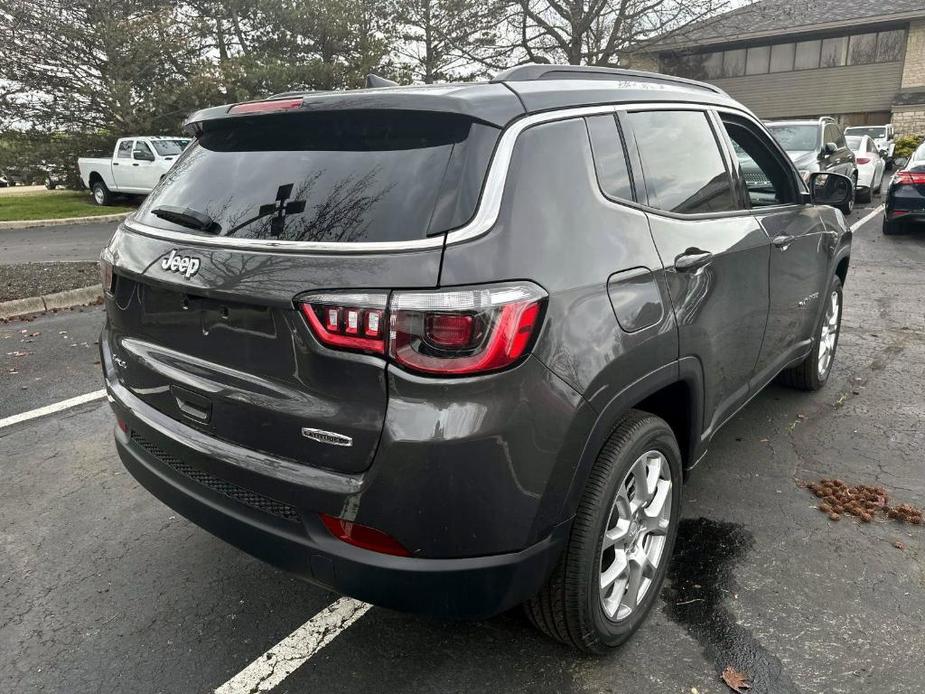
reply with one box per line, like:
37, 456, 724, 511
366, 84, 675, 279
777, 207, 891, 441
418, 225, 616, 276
846, 135, 885, 203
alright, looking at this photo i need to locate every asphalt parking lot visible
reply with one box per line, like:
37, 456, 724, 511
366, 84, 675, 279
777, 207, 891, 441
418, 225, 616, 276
2, 191, 924, 693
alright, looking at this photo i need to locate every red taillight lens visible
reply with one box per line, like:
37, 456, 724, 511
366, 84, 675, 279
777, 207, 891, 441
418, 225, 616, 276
856, 157, 871, 164
228, 97, 303, 115
896, 170, 925, 185
389, 282, 546, 376
298, 292, 388, 354
320, 513, 411, 557
297, 283, 547, 375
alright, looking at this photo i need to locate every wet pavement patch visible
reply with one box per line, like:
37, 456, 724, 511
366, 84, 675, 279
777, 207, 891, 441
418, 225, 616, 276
662, 518, 800, 694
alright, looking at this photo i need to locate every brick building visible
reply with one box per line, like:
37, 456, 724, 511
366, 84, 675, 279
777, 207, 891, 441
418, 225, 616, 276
632, 0, 925, 134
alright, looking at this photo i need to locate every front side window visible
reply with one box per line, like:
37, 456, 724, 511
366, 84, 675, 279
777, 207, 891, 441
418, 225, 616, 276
117, 140, 133, 159
626, 110, 737, 215
723, 117, 798, 208
133, 141, 154, 159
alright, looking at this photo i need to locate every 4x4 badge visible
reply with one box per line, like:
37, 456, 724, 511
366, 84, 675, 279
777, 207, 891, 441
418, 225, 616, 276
161, 249, 201, 279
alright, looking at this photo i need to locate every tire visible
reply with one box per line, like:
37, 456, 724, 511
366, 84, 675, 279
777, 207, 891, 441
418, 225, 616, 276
882, 218, 898, 235
525, 410, 682, 653
778, 276, 843, 391
91, 180, 112, 206
856, 186, 871, 204
837, 176, 856, 215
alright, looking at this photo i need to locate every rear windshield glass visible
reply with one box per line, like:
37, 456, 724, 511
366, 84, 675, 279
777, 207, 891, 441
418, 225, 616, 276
135, 111, 498, 243
766, 124, 818, 152
846, 136, 862, 150
846, 127, 885, 139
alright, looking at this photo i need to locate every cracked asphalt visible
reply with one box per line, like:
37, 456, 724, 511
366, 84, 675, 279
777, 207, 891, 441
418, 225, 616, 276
2, 193, 924, 693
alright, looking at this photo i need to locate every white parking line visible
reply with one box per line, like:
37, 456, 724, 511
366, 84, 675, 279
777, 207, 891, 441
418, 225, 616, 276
850, 204, 883, 232
215, 598, 371, 694
0, 389, 107, 430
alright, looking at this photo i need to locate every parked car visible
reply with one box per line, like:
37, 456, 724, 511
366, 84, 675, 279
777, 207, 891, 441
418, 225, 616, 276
77, 136, 191, 205
0, 174, 9, 188
765, 117, 856, 214
41, 162, 66, 190
883, 141, 925, 235
99, 65, 853, 653
845, 135, 885, 203
845, 124, 895, 168
0, 167, 29, 186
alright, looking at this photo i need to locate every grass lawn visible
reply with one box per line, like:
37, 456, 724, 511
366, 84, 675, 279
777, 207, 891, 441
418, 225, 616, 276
0, 191, 136, 222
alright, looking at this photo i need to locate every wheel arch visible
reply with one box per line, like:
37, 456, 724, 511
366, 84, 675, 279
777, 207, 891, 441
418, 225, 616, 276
562, 358, 705, 518
88, 171, 104, 186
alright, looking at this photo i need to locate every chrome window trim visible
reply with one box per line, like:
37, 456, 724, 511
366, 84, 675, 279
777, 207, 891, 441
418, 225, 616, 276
123, 101, 754, 254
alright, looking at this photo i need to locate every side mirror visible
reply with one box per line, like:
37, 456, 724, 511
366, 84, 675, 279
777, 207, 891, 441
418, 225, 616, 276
808, 172, 853, 208
134, 150, 155, 162
823, 142, 838, 155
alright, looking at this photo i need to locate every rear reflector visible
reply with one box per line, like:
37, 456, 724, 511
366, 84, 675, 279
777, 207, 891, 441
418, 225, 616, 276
228, 98, 303, 115
320, 514, 411, 556
896, 170, 925, 185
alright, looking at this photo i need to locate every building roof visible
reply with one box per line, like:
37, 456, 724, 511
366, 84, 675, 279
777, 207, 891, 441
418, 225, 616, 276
644, 0, 925, 51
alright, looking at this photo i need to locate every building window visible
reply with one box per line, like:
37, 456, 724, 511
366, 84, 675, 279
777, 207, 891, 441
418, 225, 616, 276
877, 30, 905, 62
769, 43, 795, 72
745, 46, 770, 75
820, 36, 847, 67
794, 40, 821, 70
703, 51, 724, 79
723, 49, 746, 77
848, 33, 878, 65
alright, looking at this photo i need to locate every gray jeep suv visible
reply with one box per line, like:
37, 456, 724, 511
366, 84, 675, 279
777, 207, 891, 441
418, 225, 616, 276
100, 65, 853, 653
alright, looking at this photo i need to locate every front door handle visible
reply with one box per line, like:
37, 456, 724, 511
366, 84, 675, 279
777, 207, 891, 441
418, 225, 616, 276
772, 234, 795, 249
675, 248, 713, 271
132, 163, 140, 167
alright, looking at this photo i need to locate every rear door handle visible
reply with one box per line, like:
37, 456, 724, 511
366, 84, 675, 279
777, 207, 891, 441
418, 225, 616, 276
675, 248, 713, 271
132, 163, 139, 167
772, 234, 795, 249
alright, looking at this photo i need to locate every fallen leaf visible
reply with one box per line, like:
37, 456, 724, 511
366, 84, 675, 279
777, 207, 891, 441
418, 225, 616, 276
893, 540, 906, 550
721, 666, 751, 693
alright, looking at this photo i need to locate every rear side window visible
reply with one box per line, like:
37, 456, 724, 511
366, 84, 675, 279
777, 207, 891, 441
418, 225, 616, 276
585, 115, 634, 202
136, 111, 499, 243
625, 110, 737, 214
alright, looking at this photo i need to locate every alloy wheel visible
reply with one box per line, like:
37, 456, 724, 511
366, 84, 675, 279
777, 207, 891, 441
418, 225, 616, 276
599, 450, 672, 622
817, 289, 840, 379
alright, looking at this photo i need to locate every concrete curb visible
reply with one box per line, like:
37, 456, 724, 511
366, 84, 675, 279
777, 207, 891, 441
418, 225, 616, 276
0, 212, 129, 230
0, 285, 103, 321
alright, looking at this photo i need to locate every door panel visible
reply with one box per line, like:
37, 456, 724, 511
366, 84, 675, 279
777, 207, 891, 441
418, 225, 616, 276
752, 207, 831, 380
647, 214, 770, 436
113, 139, 134, 189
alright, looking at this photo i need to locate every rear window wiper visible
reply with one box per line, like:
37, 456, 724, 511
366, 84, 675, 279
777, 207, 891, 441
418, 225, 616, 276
151, 205, 219, 233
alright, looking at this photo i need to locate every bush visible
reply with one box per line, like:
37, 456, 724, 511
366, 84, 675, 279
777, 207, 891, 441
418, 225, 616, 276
894, 134, 924, 159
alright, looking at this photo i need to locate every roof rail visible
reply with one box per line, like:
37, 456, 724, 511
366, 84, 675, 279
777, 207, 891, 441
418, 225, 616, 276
491, 64, 725, 95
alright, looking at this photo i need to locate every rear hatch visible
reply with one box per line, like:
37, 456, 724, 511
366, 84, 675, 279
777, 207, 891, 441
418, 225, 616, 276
104, 106, 503, 474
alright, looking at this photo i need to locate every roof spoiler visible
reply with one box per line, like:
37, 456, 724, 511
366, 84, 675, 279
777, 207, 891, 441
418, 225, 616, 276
366, 74, 399, 88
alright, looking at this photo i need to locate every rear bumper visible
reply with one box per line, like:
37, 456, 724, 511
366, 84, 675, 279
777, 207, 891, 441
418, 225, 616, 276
105, 364, 570, 620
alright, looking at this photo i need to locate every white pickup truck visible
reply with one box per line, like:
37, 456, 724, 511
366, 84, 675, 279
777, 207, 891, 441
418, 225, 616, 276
78, 136, 190, 205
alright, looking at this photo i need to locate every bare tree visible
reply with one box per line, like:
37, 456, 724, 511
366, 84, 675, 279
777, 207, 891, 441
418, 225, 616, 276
498, 0, 734, 67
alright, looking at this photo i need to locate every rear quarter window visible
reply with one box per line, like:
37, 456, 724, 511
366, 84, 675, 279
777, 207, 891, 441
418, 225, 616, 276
135, 111, 499, 243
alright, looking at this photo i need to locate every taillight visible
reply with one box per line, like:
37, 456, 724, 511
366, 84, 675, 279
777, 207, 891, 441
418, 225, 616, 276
896, 170, 925, 185
320, 513, 411, 557
856, 157, 871, 164
228, 97, 303, 115
296, 282, 547, 376
389, 282, 546, 376
298, 292, 388, 354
